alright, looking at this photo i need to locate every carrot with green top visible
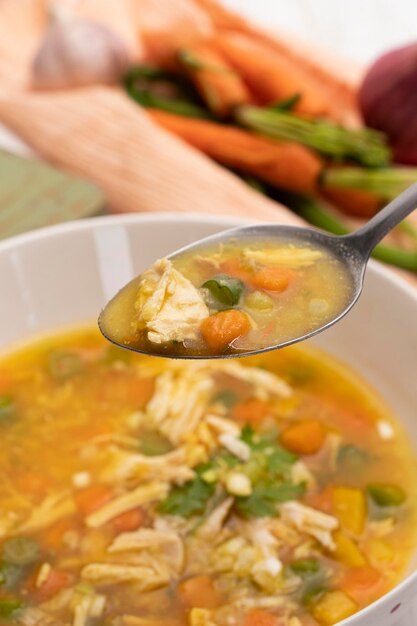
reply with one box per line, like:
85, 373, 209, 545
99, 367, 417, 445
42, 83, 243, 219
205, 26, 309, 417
280, 419, 325, 455
177, 41, 251, 118
213, 32, 330, 117
201, 309, 251, 352
149, 109, 323, 194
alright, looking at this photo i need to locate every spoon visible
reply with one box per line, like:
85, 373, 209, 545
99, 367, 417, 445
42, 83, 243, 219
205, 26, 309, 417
99, 183, 417, 359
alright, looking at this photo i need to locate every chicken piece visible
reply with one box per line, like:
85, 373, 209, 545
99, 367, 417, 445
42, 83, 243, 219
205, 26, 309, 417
280, 501, 339, 550
134, 258, 209, 344
243, 246, 322, 269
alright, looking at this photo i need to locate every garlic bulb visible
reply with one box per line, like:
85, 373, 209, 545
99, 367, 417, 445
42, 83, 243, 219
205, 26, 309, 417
32, 4, 131, 89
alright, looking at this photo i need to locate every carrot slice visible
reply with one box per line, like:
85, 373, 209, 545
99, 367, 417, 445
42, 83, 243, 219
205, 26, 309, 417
74, 485, 114, 517
178, 41, 251, 117
243, 609, 284, 626
35, 569, 73, 600
341, 566, 382, 604
178, 575, 222, 609
280, 419, 325, 455
200, 309, 251, 352
251, 267, 295, 292
149, 109, 322, 195
233, 398, 271, 426
112, 508, 145, 533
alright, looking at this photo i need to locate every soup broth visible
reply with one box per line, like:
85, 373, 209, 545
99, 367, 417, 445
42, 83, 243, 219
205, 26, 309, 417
100, 238, 354, 357
0, 327, 415, 626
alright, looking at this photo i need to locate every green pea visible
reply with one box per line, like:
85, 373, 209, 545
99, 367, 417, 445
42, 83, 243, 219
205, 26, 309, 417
0, 599, 22, 619
0, 396, 15, 422
2, 537, 41, 566
291, 558, 320, 576
368, 484, 406, 507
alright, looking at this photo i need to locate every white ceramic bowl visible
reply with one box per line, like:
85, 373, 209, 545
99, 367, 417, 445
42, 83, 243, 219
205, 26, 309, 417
1, 213, 416, 626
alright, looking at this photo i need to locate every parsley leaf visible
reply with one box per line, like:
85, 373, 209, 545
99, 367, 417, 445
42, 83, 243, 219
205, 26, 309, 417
158, 473, 215, 517
235, 480, 306, 518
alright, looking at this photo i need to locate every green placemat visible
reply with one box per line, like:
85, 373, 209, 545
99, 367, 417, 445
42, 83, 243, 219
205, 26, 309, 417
0, 150, 106, 239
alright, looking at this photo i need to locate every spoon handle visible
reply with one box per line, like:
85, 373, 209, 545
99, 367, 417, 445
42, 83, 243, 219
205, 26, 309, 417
347, 182, 417, 258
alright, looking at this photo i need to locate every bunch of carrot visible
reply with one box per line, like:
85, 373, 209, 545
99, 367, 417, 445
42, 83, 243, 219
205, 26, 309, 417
124, 30, 417, 272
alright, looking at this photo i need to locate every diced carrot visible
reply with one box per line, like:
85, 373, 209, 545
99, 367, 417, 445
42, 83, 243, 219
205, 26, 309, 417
251, 267, 295, 293
332, 486, 367, 535
280, 419, 325, 455
16, 472, 50, 498
35, 569, 73, 600
341, 567, 382, 604
306, 485, 333, 514
40, 518, 79, 551
74, 485, 114, 517
233, 398, 271, 426
149, 109, 323, 195
322, 186, 381, 218
213, 32, 330, 117
242, 609, 284, 626
112, 508, 145, 533
200, 310, 251, 353
178, 575, 222, 609
178, 41, 251, 117
220, 259, 254, 282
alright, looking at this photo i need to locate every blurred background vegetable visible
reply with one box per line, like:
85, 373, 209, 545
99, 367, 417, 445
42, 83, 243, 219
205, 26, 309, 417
32, 2, 131, 89
359, 42, 417, 165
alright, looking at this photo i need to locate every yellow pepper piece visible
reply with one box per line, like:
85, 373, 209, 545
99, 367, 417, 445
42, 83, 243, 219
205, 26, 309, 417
332, 486, 367, 535
332, 531, 367, 567
367, 538, 395, 568
312, 590, 358, 625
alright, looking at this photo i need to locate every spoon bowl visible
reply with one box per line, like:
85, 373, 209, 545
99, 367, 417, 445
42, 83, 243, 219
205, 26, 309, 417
99, 184, 417, 358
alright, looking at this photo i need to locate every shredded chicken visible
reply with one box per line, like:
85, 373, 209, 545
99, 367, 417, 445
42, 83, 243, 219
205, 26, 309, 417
197, 498, 234, 539
72, 592, 106, 626
81, 563, 169, 589
100, 446, 195, 485
216, 361, 292, 399
243, 246, 323, 268
280, 501, 339, 550
134, 258, 209, 344
109, 527, 184, 575
86, 482, 168, 528
17, 492, 76, 534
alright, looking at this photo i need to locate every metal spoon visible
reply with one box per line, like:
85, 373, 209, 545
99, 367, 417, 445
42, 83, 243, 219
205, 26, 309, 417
99, 183, 417, 359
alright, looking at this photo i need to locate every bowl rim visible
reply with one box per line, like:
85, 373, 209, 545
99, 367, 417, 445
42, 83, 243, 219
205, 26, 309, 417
1, 211, 417, 624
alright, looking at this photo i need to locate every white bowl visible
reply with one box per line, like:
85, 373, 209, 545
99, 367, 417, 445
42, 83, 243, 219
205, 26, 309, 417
1, 213, 416, 626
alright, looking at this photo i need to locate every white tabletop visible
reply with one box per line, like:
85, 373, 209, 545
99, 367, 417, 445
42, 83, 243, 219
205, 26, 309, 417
223, 0, 417, 65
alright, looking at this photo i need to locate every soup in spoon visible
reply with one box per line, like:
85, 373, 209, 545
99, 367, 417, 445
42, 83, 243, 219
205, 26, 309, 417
100, 237, 353, 358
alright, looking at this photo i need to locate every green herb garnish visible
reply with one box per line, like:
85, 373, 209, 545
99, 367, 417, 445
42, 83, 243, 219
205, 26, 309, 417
236, 479, 305, 517
202, 275, 244, 307
0, 396, 15, 422
291, 558, 320, 576
158, 471, 215, 517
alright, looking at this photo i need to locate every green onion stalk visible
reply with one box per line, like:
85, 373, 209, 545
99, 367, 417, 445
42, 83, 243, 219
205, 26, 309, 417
323, 166, 417, 200
280, 193, 417, 273
236, 105, 391, 167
